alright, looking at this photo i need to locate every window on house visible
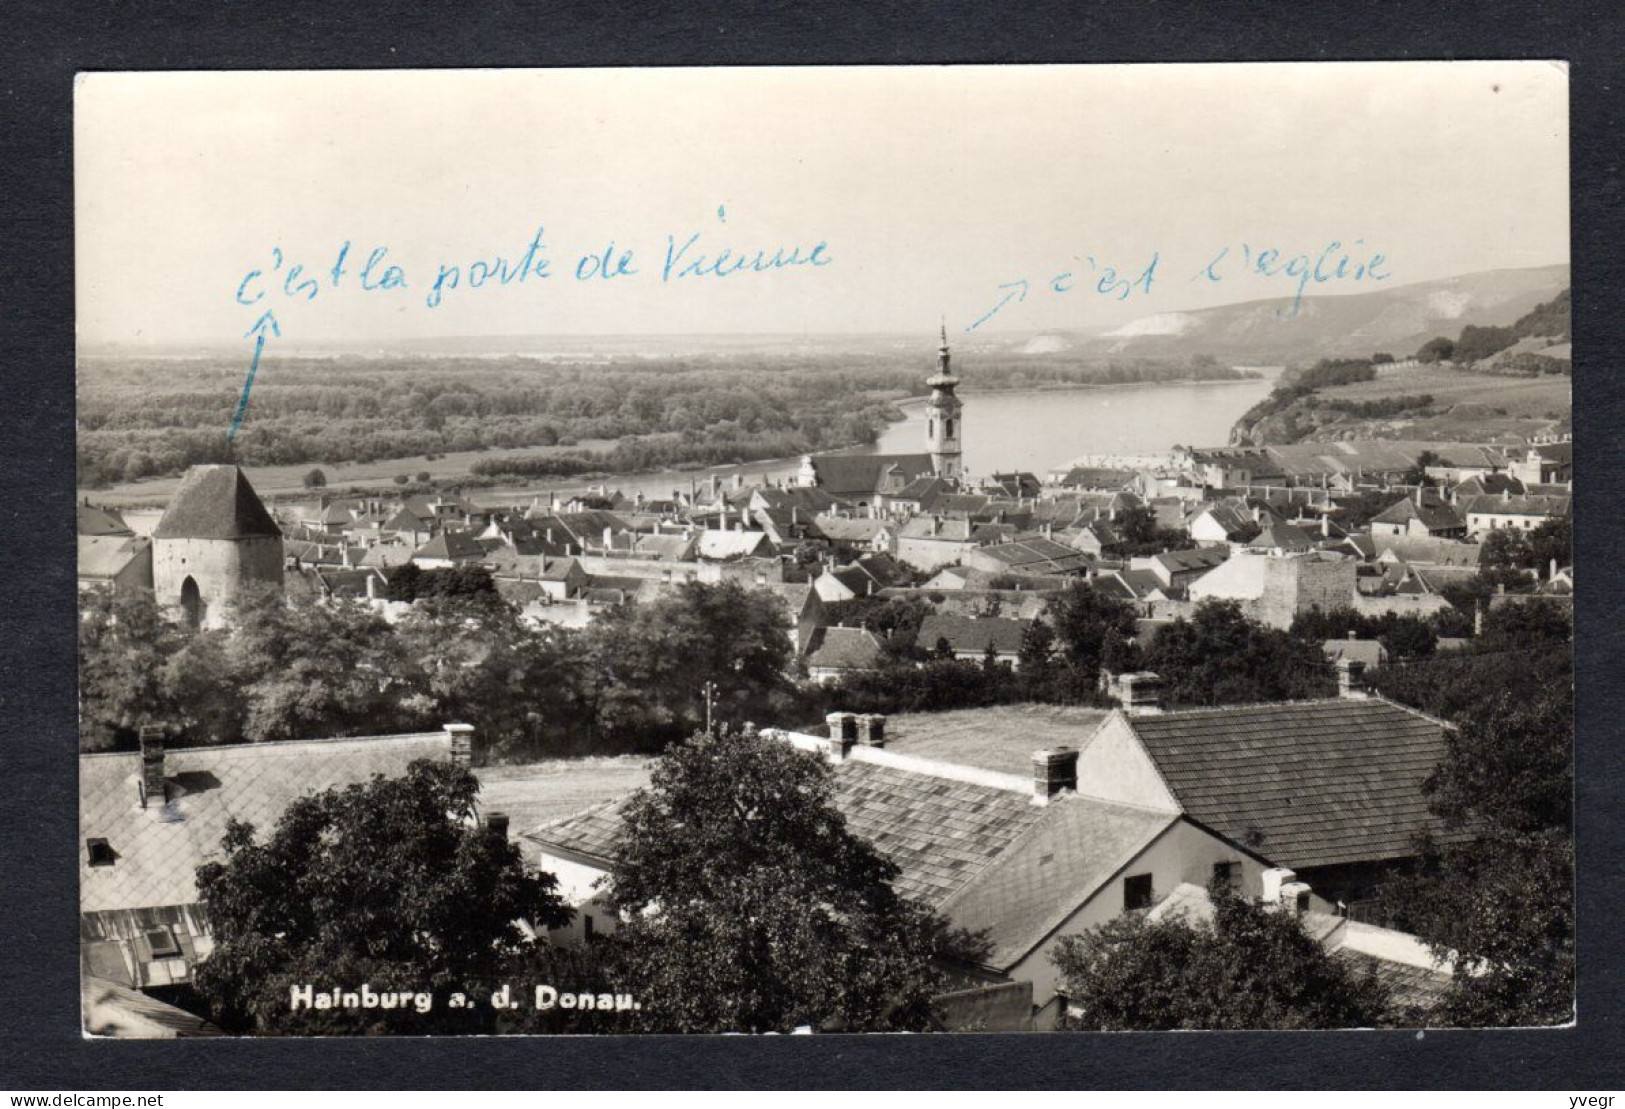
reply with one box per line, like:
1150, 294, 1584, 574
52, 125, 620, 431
1212, 861, 1241, 891
583, 914, 596, 939
944, 418, 955, 439
1123, 873, 1154, 912
86, 838, 115, 867
145, 927, 181, 959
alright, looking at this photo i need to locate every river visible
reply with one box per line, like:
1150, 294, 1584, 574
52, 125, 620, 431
468, 372, 1279, 506
105, 374, 1281, 523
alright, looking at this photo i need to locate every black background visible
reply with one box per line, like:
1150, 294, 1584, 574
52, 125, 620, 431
3, 0, 1622, 1089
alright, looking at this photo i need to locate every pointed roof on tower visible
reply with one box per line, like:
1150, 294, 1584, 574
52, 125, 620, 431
153, 465, 282, 541
928, 319, 959, 388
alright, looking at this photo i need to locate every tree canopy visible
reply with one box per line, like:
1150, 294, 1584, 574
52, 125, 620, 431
601, 728, 971, 1033
1052, 879, 1394, 1030
1141, 600, 1333, 706
194, 759, 574, 1034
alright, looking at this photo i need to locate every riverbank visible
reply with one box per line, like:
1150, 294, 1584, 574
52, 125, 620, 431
80, 374, 1279, 510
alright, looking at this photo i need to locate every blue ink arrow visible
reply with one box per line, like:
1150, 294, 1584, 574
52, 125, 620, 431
228, 309, 281, 441
966, 279, 1028, 332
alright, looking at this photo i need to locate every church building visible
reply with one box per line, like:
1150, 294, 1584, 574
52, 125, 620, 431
151, 464, 284, 628
796, 327, 966, 504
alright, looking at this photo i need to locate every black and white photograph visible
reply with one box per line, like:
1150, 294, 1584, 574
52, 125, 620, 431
73, 63, 1574, 1038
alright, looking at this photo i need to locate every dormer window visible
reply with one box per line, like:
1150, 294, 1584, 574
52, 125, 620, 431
145, 926, 181, 959
86, 838, 115, 867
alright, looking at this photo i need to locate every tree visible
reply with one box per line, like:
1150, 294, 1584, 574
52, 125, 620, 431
583, 582, 795, 747
1046, 580, 1138, 678
77, 591, 193, 750
1417, 336, 1455, 363
1372, 352, 1395, 365
224, 586, 423, 743
1141, 601, 1333, 706
1376, 688, 1574, 1026
395, 599, 593, 761
1527, 518, 1571, 577
1052, 878, 1393, 1030
194, 759, 574, 1034
1480, 527, 1533, 570
602, 729, 971, 1032
1018, 617, 1057, 694
302, 467, 327, 489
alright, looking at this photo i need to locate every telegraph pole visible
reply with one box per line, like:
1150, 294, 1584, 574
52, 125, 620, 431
701, 680, 718, 735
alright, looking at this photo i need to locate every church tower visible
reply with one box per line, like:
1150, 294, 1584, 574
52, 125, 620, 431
151, 464, 284, 629
925, 322, 963, 480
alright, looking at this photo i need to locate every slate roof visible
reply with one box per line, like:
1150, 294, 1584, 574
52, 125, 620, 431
152, 466, 281, 541
918, 614, 1031, 655
1121, 699, 1452, 869
81, 732, 452, 915
804, 626, 886, 672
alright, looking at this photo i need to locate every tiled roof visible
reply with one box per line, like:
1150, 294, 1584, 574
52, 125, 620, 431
945, 796, 1175, 968
152, 466, 281, 541
413, 530, 485, 561
1154, 547, 1229, 574
83, 975, 225, 1038
1123, 699, 1451, 869
1059, 467, 1137, 490
78, 503, 134, 537
918, 614, 1030, 655
1370, 497, 1464, 531
1322, 638, 1388, 668
807, 454, 934, 497
78, 535, 149, 579
696, 530, 771, 559
1460, 493, 1572, 518
81, 732, 452, 915
973, 538, 1091, 573
804, 626, 886, 671
528, 754, 1049, 910
1373, 536, 1484, 568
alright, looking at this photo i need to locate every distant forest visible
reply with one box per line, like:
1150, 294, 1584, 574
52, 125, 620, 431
76, 351, 1245, 486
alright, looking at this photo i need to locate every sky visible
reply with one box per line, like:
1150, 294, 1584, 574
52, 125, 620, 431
75, 63, 1569, 348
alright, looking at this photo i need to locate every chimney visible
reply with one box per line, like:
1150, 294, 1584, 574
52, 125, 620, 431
1118, 671, 1165, 715
1336, 658, 1367, 699
444, 723, 475, 768
823, 713, 857, 762
1347, 629, 1358, 640
1549, 557, 1559, 581
365, 572, 377, 601
484, 811, 511, 839
857, 713, 887, 747
1415, 485, 1424, 507
1031, 747, 1079, 806
138, 724, 166, 808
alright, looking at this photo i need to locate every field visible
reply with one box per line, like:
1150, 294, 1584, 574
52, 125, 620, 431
1315, 367, 1571, 416
883, 705, 1111, 777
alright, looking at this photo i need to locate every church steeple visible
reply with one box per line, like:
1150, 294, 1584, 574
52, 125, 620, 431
925, 322, 963, 481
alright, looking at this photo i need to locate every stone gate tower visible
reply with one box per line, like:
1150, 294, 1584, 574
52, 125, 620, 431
151, 464, 283, 629
925, 322, 963, 480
